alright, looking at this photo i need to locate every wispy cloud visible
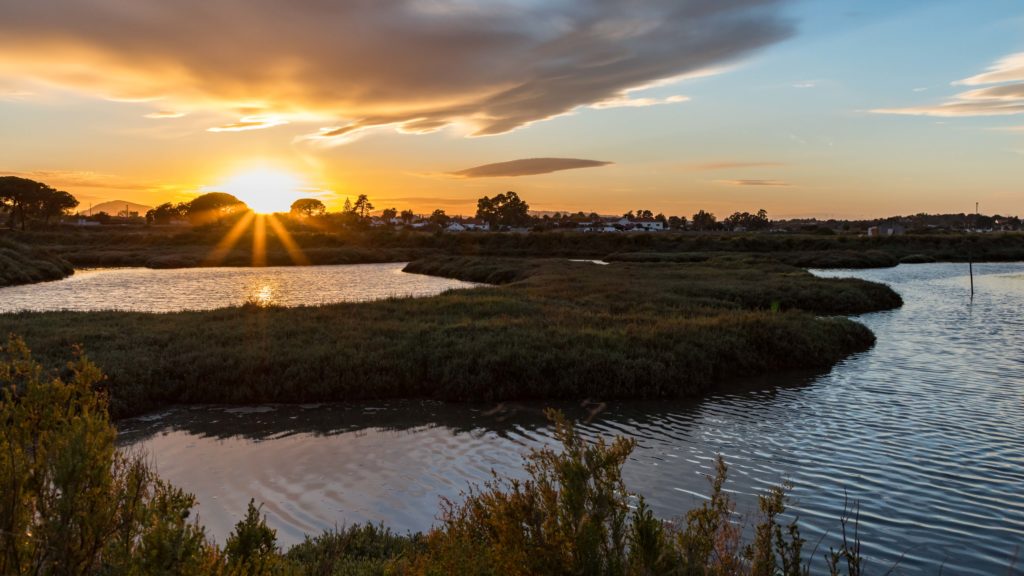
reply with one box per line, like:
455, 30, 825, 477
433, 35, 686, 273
792, 80, 817, 89
0, 0, 792, 140
0, 88, 33, 101
954, 52, 1024, 86
873, 52, 1024, 118
687, 161, 785, 171
452, 158, 613, 178
208, 116, 288, 133
144, 110, 186, 119
716, 179, 791, 187
374, 197, 477, 208
0, 169, 158, 193
590, 94, 689, 109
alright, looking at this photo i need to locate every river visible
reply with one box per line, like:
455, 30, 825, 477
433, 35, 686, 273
113, 262, 1024, 574
0, 262, 477, 312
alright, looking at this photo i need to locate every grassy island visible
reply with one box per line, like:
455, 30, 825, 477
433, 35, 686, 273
0, 235, 74, 287
0, 256, 900, 419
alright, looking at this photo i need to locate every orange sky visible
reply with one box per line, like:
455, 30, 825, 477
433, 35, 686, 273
1, 1, 1022, 219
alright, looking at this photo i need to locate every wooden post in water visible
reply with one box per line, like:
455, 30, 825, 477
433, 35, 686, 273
969, 202, 977, 300
969, 257, 974, 300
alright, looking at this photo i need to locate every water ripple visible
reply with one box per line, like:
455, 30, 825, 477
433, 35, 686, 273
117, 263, 1024, 574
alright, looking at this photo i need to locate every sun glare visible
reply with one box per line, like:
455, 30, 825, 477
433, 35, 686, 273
218, 167, 305, 214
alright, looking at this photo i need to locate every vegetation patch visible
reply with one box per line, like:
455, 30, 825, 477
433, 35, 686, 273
0, 257, 900, 419
0, 235, 74, 287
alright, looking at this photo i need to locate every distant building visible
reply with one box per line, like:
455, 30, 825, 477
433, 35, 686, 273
867, 224, 905, 237
633, 218, 665, 231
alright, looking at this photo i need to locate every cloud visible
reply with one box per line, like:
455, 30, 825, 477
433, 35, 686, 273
207, 116, 288, 132
0, 88, 33, 101
590, 94, 689, 109
873, 52, 1024, 118
792, 81, 816, 89
144, 110, 186, 119
374, 196, 476, 208
954, 52, 1024, 86
0, 169, 153, 191
452, 158, 613, 178
687, 161, 785, 171
0, 0, 793, 140
716, 179, 790, 187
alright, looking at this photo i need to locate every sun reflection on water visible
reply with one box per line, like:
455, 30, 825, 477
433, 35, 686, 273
246, 283, 277, 307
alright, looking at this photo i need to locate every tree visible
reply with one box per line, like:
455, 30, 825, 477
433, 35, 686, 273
40, 190, 79, 225
289, 198, 326, 218
429, 208, 450, 227
724, 209, 770, 231
187, 192, 248, 225
0, 176, 78, 230
145, 202, 188, 225
476, 191, 530, 228
343, 197, 353, 214
692, 210, 718, 231
381, 207, 398, 221
352, 194, 374, 219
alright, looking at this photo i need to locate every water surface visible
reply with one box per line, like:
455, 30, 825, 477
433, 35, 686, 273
118, 262, 1024, 574
0, 263, 477, 312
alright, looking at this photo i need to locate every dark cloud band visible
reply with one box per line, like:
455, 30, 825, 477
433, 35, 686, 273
0, 0, 793, 139
452, 158, 612, 178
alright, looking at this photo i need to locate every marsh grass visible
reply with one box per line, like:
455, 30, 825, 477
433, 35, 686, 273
0, 235, 73, 286
0, 257, 900, 419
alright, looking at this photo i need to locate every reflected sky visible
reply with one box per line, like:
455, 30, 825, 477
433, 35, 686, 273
119, 262, 1024, 575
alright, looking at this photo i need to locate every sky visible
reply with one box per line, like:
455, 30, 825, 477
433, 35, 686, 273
0, 0, 1022, 219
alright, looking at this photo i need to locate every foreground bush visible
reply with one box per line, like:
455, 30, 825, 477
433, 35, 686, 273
0, 336, 220, 574
2, 338, 876, 575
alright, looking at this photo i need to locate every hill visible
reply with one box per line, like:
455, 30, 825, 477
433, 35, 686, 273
85, 200, 153, 217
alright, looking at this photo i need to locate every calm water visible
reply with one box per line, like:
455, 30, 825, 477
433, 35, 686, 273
0, 263, 477, 312
117, 262, 1024, 573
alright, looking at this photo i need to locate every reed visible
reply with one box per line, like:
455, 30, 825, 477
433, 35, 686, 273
0, 257, 901, 419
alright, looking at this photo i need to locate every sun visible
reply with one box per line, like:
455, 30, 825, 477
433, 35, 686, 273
217, 167, 305, 214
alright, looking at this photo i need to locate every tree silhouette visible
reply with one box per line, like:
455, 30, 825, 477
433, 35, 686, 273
40, 190, 79, 225
289, 198, 326, 218
187, 192, 247, 225
429, 208, 450, 227
352, 194, 374, 219
476, 191, 530, 228
145, 202, 189, 225
692, 210, 718, 231
0, 176, 79, 229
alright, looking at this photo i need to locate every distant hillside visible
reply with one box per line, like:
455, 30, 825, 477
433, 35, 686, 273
85, 200, 153, 216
